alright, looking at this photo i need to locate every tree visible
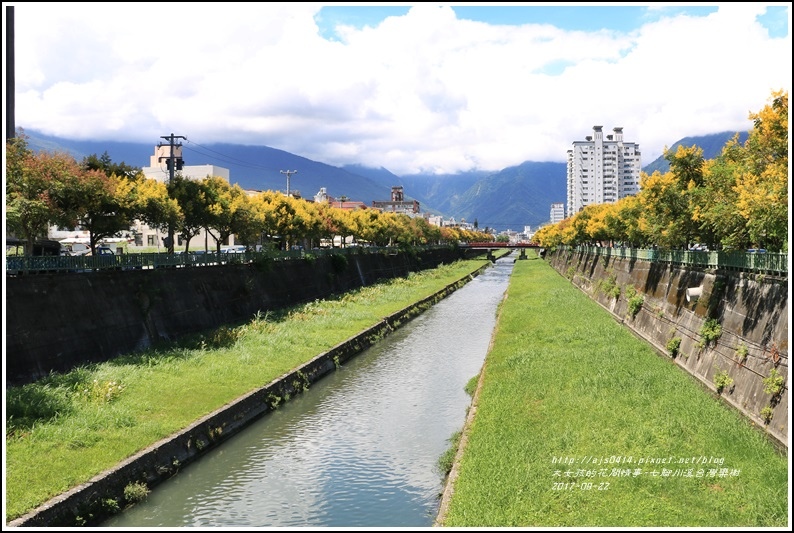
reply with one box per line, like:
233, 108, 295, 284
440, 226, 461, 244
692, 140, 747, 250
81, 151, 140, 179
637, 169, 690, 249
130, 175, 181, 246
607, 195, 648, 247
733, 90, 788, 251
170, 175, 210, 252
351, 209, 390, 246
581, 203, 611, 245
62, 167, 137, 253
200, 177, 251, 254
5, 131, 82, 255
691, 90, 788, 251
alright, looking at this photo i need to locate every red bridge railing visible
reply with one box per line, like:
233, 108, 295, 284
462, 242, 541, 248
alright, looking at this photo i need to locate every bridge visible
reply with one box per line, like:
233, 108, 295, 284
461, 242, 541, 249
459, 242, 544, 262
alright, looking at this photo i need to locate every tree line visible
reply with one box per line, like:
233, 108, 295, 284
5, 133, 493, 256
534, 90, 788, 253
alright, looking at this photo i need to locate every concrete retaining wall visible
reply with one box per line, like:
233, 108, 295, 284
5, 247, 464, 387
546, 248, 788, 448
7, 260, 490, 527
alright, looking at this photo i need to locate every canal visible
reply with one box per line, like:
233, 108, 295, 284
102, 256, 515, 527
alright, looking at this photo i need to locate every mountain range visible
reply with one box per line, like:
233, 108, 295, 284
18, 129, 748, 232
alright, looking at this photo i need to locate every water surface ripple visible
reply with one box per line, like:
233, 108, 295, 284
103, 257, 514, 527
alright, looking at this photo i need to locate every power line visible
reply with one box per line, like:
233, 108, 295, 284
181, 139, 276, 172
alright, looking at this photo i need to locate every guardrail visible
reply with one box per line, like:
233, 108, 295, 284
561, 245, 787, 276
5, 245, 456, 275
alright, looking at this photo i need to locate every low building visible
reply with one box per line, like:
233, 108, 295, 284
314, 187, 368, 211
136, 144, 235, 250
550, 202, 565, 225
372, 186, 420, 216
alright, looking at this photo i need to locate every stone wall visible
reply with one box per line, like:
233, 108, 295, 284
547, 248, 788, 448
5, 247, 464, 387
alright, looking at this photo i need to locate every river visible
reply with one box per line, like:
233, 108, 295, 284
102, 256, 515, 527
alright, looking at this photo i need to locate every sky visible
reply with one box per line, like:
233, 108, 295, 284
3, 2, 791, 176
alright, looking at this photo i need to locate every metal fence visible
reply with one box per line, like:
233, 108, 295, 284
5, 245, 453, 275
561, 245, 788, 276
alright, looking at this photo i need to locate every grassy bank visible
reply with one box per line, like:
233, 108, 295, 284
5, 258, 492, 522
440, 253, 788, 527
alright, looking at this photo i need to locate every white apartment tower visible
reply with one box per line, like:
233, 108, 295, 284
566, 126, 641, 216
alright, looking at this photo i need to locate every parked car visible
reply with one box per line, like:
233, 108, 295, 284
220, 245, 247, 254
76, 246, 120, 271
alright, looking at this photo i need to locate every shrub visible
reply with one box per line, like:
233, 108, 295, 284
735, 344, 749, 364
666, 337, 682, 358
123, 481, 149, 504
102, 498, 120, 514
760, 406, 774, 424
626, 289, 644, 319
713, 369, 734, 394
762, 368, 784, 397
698, 318, 722, 349
599, 273, 620, 300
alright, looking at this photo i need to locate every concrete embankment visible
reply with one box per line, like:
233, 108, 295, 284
7, 260, 491, 528
546, 248, 788, 448
5, 247, 464, 387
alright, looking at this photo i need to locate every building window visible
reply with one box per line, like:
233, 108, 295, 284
147, 235, 157, 246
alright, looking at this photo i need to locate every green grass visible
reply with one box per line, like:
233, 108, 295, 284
440, 257, 788, 527
437, 430, 463, 477
5, 258, 492, 522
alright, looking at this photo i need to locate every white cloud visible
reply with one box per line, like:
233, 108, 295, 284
9, 3, 790, 175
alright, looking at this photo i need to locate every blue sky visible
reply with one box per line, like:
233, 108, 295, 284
7, 3, 791, 176
316, 5, 788, 38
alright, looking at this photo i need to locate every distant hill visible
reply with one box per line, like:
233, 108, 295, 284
17, 128, 748, 232
641, 131, 750, 175
449, 162, 566, 231
349, 163, 565, 230
20, 130, 393, 206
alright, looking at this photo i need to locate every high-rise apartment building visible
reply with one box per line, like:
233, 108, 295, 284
566, 126, 641, 216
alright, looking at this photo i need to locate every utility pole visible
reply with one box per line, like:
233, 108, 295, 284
280, 170, 297, 197
6, 5, 15, 140
160, 133, 186, 254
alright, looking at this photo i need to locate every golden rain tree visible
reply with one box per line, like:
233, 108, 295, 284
169, 174, 212, 253
200, 176, 252, 253
732, 89, 788, 251
128, 174, 181, 245
689, 89, 788, 251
